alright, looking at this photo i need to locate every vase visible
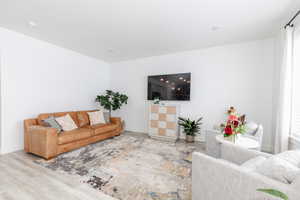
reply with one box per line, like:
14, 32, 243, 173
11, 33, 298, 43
225, 134, 238, 143
186, 135, 195, 143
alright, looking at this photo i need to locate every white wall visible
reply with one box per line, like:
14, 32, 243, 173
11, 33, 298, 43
0, 28, 110, 154
110, 39, 275, 152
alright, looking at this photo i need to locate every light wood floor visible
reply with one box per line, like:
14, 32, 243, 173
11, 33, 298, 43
0, 132, 205, 200
0, 151, 115, 200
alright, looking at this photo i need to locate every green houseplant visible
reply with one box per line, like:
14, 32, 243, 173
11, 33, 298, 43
178, 117, 203, 142
95, 90, 128, 117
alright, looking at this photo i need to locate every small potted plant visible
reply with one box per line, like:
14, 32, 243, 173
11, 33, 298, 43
95, 90, 128, 118
153, 97, 160, 105
178, 117, 203, 142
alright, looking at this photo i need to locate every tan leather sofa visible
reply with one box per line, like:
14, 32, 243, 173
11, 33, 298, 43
24, 110, 123, 159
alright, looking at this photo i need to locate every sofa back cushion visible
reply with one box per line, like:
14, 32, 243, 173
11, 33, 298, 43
38, 111, 79, 127
88, 110, 106, 125
55, 114, 78, 131
76, 110, 97, 127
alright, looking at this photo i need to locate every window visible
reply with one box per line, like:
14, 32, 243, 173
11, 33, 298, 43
291, 27, 300, 137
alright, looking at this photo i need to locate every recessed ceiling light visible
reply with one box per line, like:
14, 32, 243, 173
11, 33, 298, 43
211, 26, 221, 31
107, 49, 115, 54
28, 21, 37, 27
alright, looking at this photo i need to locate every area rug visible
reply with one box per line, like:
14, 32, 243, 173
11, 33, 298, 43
35, 134, 197, 200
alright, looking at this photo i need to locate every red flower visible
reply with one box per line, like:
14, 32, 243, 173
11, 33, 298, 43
233, 120, 239, 128
224, 125, 233, 135
228, 115, 238, 121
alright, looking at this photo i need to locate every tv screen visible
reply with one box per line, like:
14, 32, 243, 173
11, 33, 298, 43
147, 73, 191, 101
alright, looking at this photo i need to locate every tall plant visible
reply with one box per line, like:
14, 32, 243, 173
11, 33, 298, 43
95, 90, 128, 116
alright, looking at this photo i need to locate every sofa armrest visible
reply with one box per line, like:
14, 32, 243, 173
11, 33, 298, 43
25, 125, 58, 159
24, 118, 38, 129
110, 117, 123, 134
192, 152, 298, 200
24, 118, 38, 152
110, 117, 121, 125
220, 142, 271, 165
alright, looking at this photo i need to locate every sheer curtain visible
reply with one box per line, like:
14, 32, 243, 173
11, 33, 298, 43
274, 26, 294, 153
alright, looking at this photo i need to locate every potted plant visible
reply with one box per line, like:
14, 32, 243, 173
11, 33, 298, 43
153, 97, 160, 105
95, 90, 128, 117
220, 106, 246, 143
178, 117, 203, 142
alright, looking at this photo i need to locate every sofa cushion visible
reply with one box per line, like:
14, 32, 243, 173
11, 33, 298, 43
38, 111, 79, 127
77, 111, 90, 127
56, 114, 78, 131
58, 128, 92, 145
42, 116, 63, 133
88, 110, 106, 125
90, 123, 118, 135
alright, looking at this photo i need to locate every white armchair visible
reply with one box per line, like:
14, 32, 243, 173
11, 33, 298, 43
205, 129, 222, 158
244, 122, 264, 150
205, 122, 264, 157
193, 143, 300, 200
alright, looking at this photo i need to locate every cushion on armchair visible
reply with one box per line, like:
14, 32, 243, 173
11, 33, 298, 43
255, 157, 300, 184
241, 156, 266, 171
276, 150, 300, 167
245, 122, 258, 136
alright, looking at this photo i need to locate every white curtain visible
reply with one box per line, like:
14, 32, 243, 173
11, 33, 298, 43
274, 26, 294, 153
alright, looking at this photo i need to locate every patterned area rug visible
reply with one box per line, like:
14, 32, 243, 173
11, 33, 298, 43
35, 134, 198, 200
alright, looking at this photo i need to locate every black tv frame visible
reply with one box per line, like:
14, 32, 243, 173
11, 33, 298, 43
147, 72, 191, 101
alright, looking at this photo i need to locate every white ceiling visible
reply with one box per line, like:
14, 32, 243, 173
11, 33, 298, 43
0, 0, 299, 62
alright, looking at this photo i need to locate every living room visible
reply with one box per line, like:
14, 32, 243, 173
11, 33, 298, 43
0, 0, 300, 200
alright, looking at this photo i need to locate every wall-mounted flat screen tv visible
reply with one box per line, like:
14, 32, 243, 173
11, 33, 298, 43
147, 73, 191, 101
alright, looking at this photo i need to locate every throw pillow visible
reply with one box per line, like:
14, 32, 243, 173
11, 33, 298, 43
77, 112, 90, 127
256, 157, 300, 184
42, 116, 62, 133
55, 114, 78, 131
276, 150, 300, 167
245, 122, 258, 136
87, 110, 106, 125
241, 156, 267, 171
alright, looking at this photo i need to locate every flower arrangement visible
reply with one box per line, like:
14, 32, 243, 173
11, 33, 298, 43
220, 106, 246, 141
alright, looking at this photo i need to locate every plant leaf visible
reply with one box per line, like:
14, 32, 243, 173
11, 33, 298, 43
257, 189, 289, 200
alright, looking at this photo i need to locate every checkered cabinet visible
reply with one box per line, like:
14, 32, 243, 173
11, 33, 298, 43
148, 104, 179, 142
